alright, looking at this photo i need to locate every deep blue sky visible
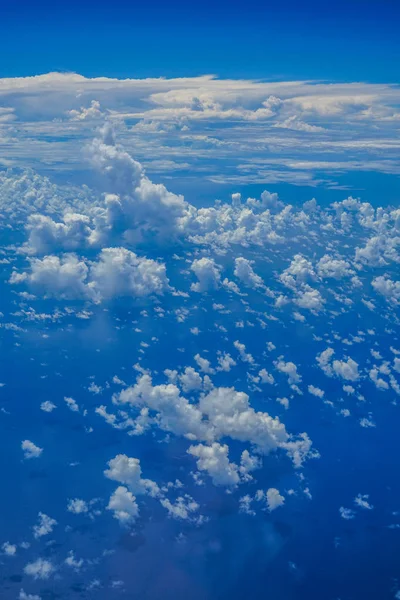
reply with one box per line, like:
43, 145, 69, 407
2, 0, 400, 82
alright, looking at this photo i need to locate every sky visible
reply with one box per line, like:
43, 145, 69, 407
2, 0, 400, 81
1, 3, 400, 600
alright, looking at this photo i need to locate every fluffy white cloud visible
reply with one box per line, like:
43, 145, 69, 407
317, 254, 353, 279
160, 495, 200, 521
104, 454, 160, 498
112, 374, 312, 471
275, 360, 302, 385
332, 357, 359, 381
33, 513, 57, 539
188, 443, 240, 486
90, 247, 169, 299
372, 275, 400, 304
21, 440, 43, 459
12, 248, 169, 302
234, 340, 254, 364
308, 385, 325, 398
19, 590, 42, 600
67, 499, 89, 514
24, 558, 55, 580
234, 257, 264, 288
190, 257, 221, 292
107, 486, 139, 524
259, 369, 274, 384
2, 542, 17, 556
266, 488, 285, 511
40, 400, 56, 413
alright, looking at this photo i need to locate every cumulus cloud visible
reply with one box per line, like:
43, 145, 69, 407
372, 276, 400, 304
266, 488, 285, 511
105, 454, 160, 498
107, 486, 139, 524
11, 248, 169, 302
24, 558, 55, 580
33, 513, 57, 539
21, 440, 43, 459
190, 257, 221, 292
112, 374, 313, 471
234, 257, 264, 288
188, 443, 240, 486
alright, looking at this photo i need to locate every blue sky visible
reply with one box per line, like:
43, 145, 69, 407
2, 0, 400, 82
1, 3, 400, 600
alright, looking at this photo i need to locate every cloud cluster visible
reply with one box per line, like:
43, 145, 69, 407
11, 248, 169, 302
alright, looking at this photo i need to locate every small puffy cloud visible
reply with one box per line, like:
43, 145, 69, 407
179, 367, 203, 393
295, 286, 324, 312
40, 400, 56, 412
33, 513, 57, 539
188, 443, 240, 486
339, 507, 355, 520
275, 360, 302, 385
107, 486, 139, 524
24, 558, 55, 580
65, 551, 84, 571
234, 340, 254, 364
332, 357, 359, 381
317, 348, 335, 376
216, 352, 237, 372
190, 257, 221, 292
11, 254, 90, 300
280, 254, 316, 289
90, 247, 170, 299
68, 100, 102, 121
194, 353, 215, 374
354, 494, 373, 510
259, 369, 274, 384
2, 541, 17, 556
369, 368, 389, 390
67, 499, 89, 514
21, 440, 43, 459
266, 488, 285, 511
12, 249, 169, 302
64, 396, 79, 412
19, 591, 41, 600
234, 257, 264, 288
160, 495, 199, 520
308, 385, 324, 398
104, 454, 160, 498
317, 254, 353, 279
372, 275, 400, 304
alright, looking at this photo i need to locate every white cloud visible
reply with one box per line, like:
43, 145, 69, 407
339, 507, 355, 520
160, 495, 200, 520
2, 541, 17, 556
188, 443, 240, 486
107, 486, 139, 524
266, 488, 285, 511
12, 248, 169, 302
234, 340, 254, 364
104, 454, 160, 498
372, 276, 400, 304
64, 396, 79, 412
234, 257, 264, 288
21, 440, 43, 459
19, 590, 42, 600
67, 499, 89, 514
33, 513, 57, 539
190, 257, 221, 292
332, 357, 359, 381
24, 558, 55, 580
308, 385, 325, 398
40, 400, 56, 412
275, 360, 302, 385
